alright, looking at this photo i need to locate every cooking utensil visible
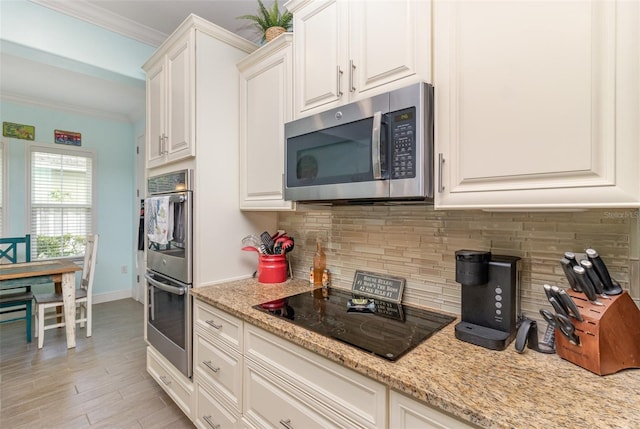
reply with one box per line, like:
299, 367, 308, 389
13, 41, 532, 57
585, 248, 623, 295
560, 258, 581, 292
540, 309, 580, 346
579, 259, 610, 298
572, 265, 604, 306
242, 246, 260, 253
564, 251, 580, 268
549, 296, 569, 318
556, 287, 584, 321
242, 235, 268, 254
260, 231, 275, 254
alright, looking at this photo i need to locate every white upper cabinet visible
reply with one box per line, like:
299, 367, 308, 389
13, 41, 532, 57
238, 34, 295, 211
289, 0, 431, 118
144, 32, 194, 169
434, 0, 640, 209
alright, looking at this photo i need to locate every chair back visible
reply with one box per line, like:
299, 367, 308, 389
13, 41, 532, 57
81, 235, 99, 294
0, 235, 31, 264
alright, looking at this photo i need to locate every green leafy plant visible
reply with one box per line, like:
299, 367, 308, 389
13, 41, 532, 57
237, 0, 293, 41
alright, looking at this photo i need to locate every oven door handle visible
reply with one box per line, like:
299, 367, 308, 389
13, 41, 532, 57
145, 273, 187, 296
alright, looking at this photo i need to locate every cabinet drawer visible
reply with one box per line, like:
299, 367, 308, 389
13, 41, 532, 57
194, 332, 243, 412
244, 324, 386, 429
147, 346, 193, 419
195, 381, 242, 429
243, 360, 347, 429
194, 299, 243, 352
389, 390, 480, 429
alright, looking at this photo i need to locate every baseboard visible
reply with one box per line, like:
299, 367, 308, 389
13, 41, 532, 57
92, 289, 133, 304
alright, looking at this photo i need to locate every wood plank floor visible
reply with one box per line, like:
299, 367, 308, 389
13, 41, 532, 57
0, 299, 194, 428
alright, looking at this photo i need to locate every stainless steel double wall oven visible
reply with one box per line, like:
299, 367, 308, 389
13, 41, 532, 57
145, 169, 193, 378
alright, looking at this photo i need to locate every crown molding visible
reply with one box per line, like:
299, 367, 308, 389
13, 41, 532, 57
30, 0, 167, 47
0, 91, 137, 123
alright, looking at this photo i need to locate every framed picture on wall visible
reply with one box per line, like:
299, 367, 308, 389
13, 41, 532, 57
3, 122, 35, 140
54, 130, 81, 146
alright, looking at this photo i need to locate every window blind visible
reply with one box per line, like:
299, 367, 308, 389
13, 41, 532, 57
30, 148, 93, 259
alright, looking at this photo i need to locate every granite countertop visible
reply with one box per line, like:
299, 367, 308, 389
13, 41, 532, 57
190, 278, 640, 429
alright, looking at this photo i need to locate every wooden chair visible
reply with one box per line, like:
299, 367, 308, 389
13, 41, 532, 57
34, 234, 98, 349
0, 234, 33, 342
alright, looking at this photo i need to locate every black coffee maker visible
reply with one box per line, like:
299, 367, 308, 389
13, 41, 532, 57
454, 250, 521, 350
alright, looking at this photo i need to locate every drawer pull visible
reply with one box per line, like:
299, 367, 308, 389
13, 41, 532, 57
203, 360, 220, 373
203, 415, 220, 429
159, 375, 171, 386
205, 319, 222, 329
279, 418, 294, 429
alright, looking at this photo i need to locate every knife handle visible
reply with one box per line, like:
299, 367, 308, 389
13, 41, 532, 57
564, 251, 579, 268
579, 259, 604, 295
585, 248, 613, 286
560, 258, 581, 292
549, 296, 568, 317
573, 265, 598, 303
543, 284, 554, 301
557, 288, 584, 321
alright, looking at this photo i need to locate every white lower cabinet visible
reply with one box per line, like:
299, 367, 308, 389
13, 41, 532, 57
243, 324, 386, 429
146, 346, 193, 420
243, 360, 347, 428
194, 299, 244, 427
390, 390, 480, 429
194, 332, 243, 412
191, 299, 477, 429
195, 381, 242, 429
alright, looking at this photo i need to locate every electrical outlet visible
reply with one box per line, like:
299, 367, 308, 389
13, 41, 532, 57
121, 265, 128, 274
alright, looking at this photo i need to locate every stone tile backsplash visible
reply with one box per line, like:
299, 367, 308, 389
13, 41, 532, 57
278, 206, 639, 323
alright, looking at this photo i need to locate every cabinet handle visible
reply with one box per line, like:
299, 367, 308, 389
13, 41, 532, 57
158, 135, 163, 156
279, 419, 294, 429
203, 360, 220, 373
349, 59, 356, 92
438, 153, 445, 193
162, 134, 169, 154
203, 416, 220, 429
159, 375, 171, 386
205, 319, 222, 329
336, 66, 343, 97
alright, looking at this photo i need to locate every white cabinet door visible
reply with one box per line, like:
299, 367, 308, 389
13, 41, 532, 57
146, 61, 165, 168
434, 0, 640, 209
243, 360, 345, 429
147, 346, 193, 419
389, 391, 479, 429
291, 0, 430, 118
293, 0, 346, 116
165, 35, 194, 163
144, 31, 195, 169
349, 0, 430, 99
238, 34, 295, 210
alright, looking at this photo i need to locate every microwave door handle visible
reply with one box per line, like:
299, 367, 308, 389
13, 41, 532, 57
371, 111, 383, 179
144, 273, 187, 296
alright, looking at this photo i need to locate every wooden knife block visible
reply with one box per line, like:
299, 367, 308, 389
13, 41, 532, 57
554, 290, 640, 376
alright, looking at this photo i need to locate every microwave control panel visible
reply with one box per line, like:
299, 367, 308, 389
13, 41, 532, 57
389, 107, 416, 179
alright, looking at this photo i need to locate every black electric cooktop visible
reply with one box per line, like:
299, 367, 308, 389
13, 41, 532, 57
253, 288, 455, 361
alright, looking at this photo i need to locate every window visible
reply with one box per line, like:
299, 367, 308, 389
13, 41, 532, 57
29, 145, 95, 260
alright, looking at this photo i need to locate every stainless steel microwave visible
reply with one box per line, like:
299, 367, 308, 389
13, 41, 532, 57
284, 82, 434, 203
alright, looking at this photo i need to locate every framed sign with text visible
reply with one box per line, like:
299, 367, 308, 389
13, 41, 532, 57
352, 270, 405, 303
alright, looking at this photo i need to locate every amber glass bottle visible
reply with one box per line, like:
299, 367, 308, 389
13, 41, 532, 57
313, 240, 326, 286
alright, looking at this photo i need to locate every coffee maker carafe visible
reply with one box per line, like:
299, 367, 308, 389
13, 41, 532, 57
454, 250, 521, 350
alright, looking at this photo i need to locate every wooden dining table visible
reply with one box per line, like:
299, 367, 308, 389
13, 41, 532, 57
0, 259, 81, 349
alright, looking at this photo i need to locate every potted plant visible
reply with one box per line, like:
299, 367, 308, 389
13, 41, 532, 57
237, 0, 293, 43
